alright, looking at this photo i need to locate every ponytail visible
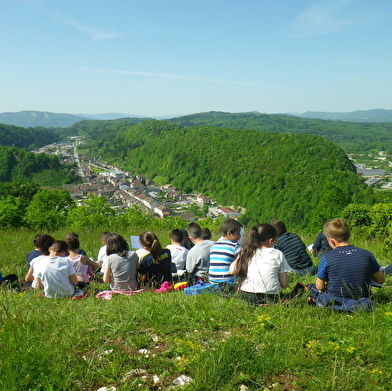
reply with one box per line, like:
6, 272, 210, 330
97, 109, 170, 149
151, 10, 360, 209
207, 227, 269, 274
139, 231, 163, 263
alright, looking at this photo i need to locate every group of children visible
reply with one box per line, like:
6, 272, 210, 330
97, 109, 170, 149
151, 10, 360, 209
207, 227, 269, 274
3, 217, 388, 310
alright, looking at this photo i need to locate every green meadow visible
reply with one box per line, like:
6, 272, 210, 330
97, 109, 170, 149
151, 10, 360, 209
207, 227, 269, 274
1, 228, 392, 391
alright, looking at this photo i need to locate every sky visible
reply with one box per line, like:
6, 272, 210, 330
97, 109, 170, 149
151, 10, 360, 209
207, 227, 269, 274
1, 0, 392, 117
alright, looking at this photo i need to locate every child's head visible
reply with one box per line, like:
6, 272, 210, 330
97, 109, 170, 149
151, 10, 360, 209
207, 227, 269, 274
201, 228, 212, 240
36, 234, 55, 255
169, 229, 184, 244
33, 234, 43, 248
233, 224, 277, 286
139, 231, 162, 262
66, 234, 80, 252
221, 219, 242, 242
65, 232, 79, 241
244, 224, 277, 248
100, 231, 111, 245
50, 240, 68, 256
106, 233, 129, 257
323, 218, 350, 243
270, 220, 287, 238
187, 222, 202, 240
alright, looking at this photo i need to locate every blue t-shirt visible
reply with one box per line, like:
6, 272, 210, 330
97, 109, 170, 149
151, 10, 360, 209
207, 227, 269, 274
318, 245, 380, 299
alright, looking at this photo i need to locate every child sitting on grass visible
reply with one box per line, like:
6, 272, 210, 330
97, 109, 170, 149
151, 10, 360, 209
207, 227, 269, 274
103, 233, 139, 291
25, 234, 55, 288
230, 223, 290, 305
138, 231, 172, 287
66, 234, 100, 289
34, 240, 77, 299
312, 218, 385, 311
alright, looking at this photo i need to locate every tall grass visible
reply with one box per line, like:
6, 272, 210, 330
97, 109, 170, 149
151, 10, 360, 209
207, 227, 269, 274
1, 228, 392, 390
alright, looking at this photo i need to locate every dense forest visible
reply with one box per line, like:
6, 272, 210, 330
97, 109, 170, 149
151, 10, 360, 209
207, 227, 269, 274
0, 146, 79, 187
165, 112, 392, 154
0, 123, 59, 150
79, 120, 373, 230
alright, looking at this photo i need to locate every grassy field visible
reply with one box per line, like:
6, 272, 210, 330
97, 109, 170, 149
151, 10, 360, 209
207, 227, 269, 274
1, 228, 392, 391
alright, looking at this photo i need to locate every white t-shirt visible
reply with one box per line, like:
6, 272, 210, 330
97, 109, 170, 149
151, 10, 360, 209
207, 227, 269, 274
240, 248, 290, 294
34, 256, 75, 298
30, 255, 49, 288
166, 244, 188, 271
98, 245, 108, 273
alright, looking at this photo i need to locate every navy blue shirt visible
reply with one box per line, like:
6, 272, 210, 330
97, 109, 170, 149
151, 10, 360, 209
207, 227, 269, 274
274, 232, 313, 270
139, 249, 172, 285
318, 245, 380, 299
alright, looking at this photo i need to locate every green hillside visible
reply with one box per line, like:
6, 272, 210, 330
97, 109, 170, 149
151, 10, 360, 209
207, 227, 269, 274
81, 120, 372, 230
0, 123, 59, 150
0, 145, 78, 186
165, 111, 392, 154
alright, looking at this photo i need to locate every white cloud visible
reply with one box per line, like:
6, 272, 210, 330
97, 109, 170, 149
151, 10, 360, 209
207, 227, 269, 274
78, 67, 258, 86
291, 0, 367, 38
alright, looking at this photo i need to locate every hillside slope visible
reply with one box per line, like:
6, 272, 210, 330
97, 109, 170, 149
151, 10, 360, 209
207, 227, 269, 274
81, 120, 372, 229
166, 111, 392, 154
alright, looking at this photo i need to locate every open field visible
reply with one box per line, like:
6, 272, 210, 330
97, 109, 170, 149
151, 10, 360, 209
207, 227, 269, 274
1, 228, 392, 391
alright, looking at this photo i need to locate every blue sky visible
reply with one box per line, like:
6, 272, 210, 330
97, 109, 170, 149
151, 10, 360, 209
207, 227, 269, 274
1, 0, 391, 116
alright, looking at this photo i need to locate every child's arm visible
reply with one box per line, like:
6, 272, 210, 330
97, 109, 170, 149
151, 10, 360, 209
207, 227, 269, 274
103, 264, 112, 284
278, 272, 288, 289
372, 269, 385, 284
229, 258, 238, 275
316, 277, 326, 291
80, 255, 100, 269
69, 273, 77, 285
25, 266, 34, 282
35, 278, 44, 290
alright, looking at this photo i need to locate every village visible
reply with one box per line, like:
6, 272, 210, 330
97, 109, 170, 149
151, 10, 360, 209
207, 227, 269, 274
33, 138, 243, 221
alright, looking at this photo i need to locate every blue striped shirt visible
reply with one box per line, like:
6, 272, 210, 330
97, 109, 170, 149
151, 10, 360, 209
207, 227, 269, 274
318, 245, 380, 299
208, 237, 240, 284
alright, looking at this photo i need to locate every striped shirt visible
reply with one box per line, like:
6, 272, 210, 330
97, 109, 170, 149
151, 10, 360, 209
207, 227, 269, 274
274, 232, 313, 270
317, 245, 380, 299
209, 237, 240, 284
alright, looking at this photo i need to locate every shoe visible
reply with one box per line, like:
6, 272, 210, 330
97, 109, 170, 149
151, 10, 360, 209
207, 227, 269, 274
381, 264, 392, 274
155, 281, 173, 293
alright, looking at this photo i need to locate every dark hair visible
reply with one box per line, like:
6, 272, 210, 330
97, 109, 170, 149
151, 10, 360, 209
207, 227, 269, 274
169, 229, 184, 244
180, 229, 193, 249
106, 233, 129, 257
221, 219, 242, 236
66, 235, 80, 252
65, 232, 79, 241
139, 231, 163, 263
33, 234, 43, 247
51, 240, 68, 255
201, 228, 212, 240
100, 231, 111, 243
36, 234, 55, 255
233, 224, 277, 286
323, 218, 351, 243
187, 222, 202, 240
270, 220, 287, 238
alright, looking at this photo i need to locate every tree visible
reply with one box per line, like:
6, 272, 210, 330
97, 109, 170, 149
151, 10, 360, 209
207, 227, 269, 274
0, 196, 25, 227
25, 188, 75, 230
66, 194, 115, 231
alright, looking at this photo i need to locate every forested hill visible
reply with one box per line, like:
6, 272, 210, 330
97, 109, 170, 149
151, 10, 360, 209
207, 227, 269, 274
0, 146, 78, 186
165, 111, 392, 154
0, 123, 59, 150
81, 120, 372, 230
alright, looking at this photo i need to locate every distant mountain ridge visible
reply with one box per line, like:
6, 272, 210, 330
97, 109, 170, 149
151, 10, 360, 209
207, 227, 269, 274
0, 111, 142, 128
2, 108, 392, 128
295, 109, 392, 122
